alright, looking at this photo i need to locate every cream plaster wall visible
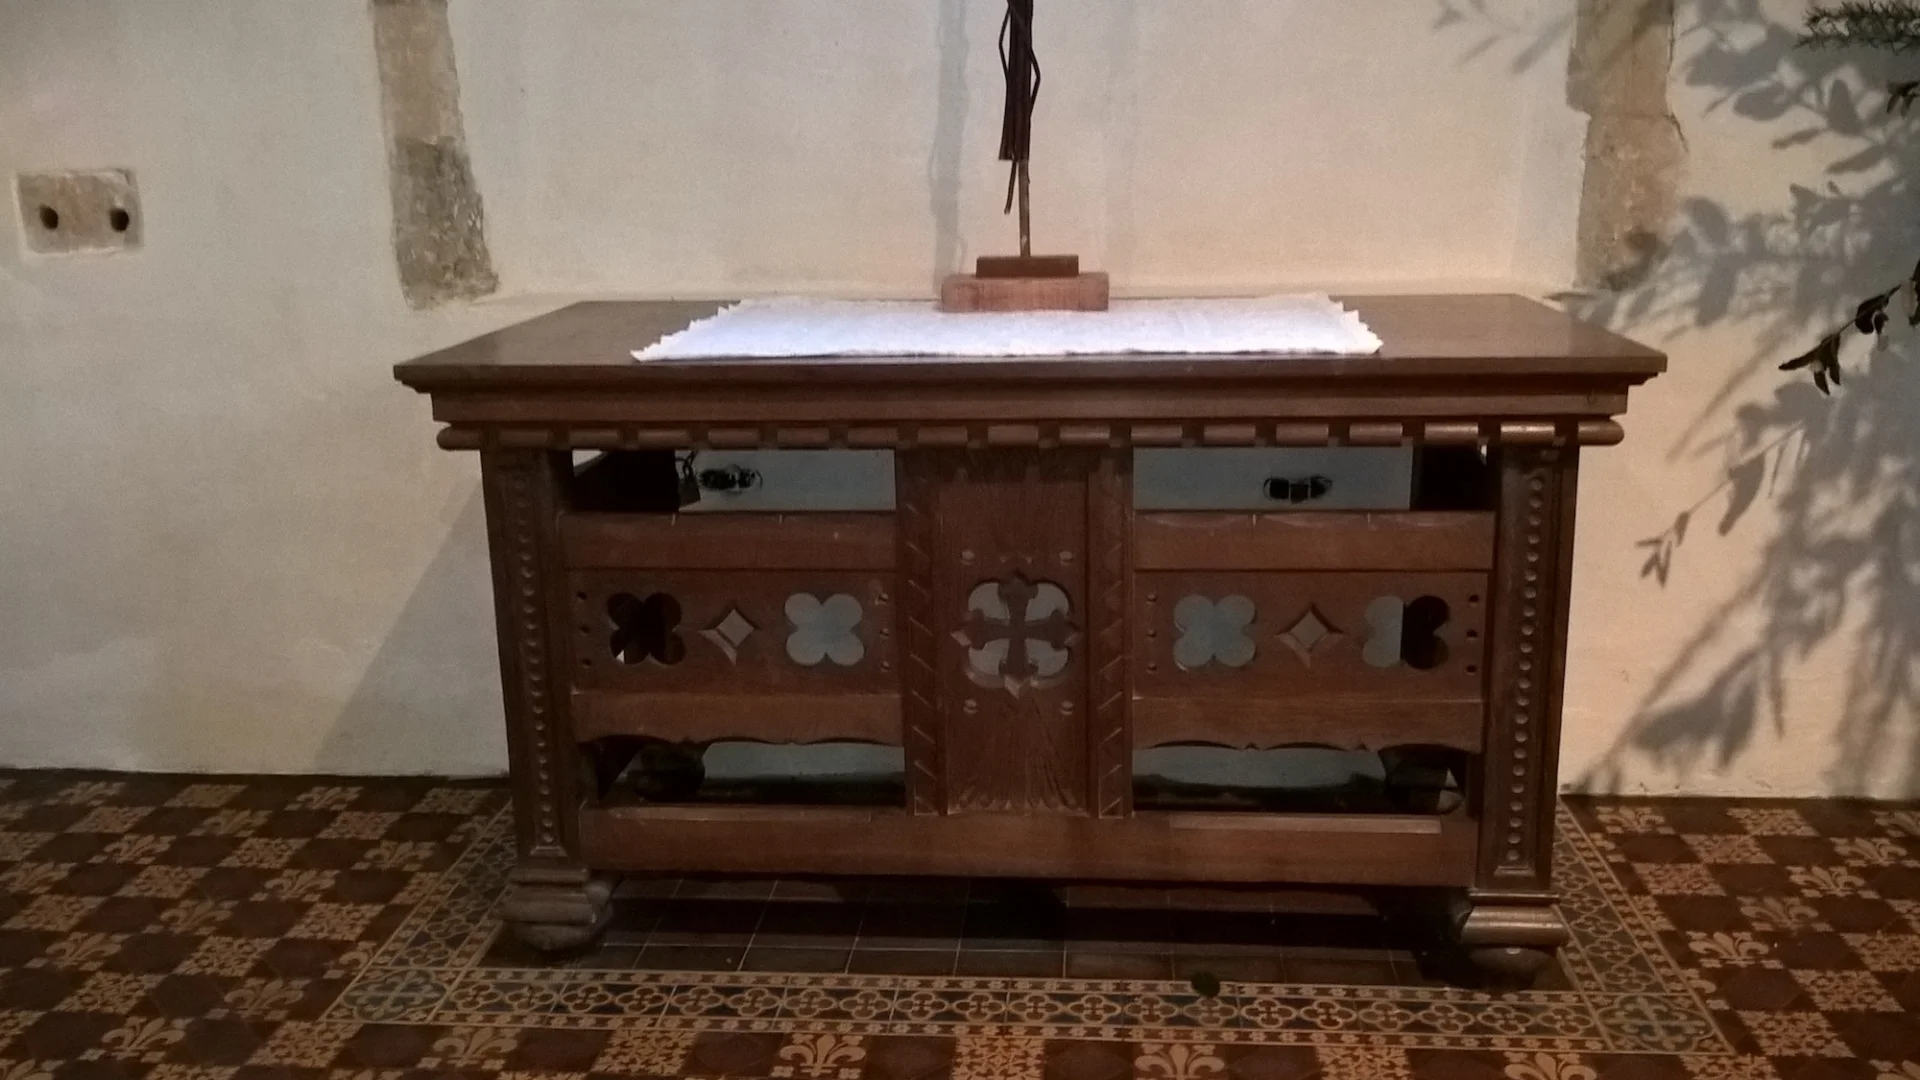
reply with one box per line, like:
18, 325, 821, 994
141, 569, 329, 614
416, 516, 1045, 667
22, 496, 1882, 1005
0, 0, 538, 773
454, 0, 1581, 297
1, 0, 1908, 796
1558, 0, 1920, 798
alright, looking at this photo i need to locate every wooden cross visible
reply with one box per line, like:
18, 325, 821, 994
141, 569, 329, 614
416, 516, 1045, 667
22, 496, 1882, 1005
998, 0, 1040, 256
937, 0, 1108, 313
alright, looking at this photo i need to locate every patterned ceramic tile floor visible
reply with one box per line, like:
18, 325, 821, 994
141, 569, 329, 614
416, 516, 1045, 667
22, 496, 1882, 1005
0, 772, 1914, 1079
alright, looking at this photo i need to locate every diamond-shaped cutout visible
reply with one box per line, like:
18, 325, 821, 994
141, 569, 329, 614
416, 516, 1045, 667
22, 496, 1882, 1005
1279, 606, 1342, 665
700, 607, 757, 663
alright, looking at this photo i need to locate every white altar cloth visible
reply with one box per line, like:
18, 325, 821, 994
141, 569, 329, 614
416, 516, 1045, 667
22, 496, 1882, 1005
633, 295, 1381, 361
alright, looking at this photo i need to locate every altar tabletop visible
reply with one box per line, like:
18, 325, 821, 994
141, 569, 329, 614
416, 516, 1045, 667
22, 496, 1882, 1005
396, 295, 1665, 390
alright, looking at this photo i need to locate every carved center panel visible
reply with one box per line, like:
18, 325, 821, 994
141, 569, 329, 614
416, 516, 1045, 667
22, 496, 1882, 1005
901, 448, 1103, 815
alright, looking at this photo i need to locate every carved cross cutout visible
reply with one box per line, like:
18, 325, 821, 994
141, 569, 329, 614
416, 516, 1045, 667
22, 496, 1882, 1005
953, 572, 1077, 696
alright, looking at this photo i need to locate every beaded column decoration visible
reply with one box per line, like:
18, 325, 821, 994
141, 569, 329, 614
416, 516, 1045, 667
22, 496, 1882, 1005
1477, 444, 1581, 893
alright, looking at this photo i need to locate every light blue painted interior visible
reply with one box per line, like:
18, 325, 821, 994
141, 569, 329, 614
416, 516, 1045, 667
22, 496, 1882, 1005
703, 741, 904, 779
700, 742, 1380, 789
1134, 447, 1413, 510
662, 448, 1414, 514
682, 450, 896, 512
1135, 746, 1385, 788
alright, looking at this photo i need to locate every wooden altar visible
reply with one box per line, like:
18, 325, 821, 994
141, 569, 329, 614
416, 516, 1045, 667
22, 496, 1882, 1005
394, 294, 1664, 983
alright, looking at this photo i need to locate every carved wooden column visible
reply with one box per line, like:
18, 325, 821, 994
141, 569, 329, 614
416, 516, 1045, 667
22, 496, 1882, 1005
479, 449, 612, 951
1087, 450, 1134, 819
1456, 443, 1579, 980
896, 453, 945, 815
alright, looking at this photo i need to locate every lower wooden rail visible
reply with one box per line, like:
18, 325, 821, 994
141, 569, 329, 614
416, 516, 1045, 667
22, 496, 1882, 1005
560, 512, 896, 570
1132, 697, 1483, 753
1135, 511, 1496, 572
571, 691, 902, 745
578, 805, 1477, 886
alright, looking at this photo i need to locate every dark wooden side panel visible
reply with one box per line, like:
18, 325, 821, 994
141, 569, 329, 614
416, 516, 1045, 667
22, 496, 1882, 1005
1477, 445, 1580, 895
929, 451, 1092, 814
561, 512, 895, 571
481, 450, 579, 864
571, 691, 901, 746
1133, 698, 1483, 753
578, 806, 1478, 886
1135, 512, 1496, 572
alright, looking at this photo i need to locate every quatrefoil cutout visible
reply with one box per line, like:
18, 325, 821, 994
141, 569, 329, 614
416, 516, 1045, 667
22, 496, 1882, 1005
785, 593, 866, 667
1172, 595, 1257, 670
608, 592, 687, 666
1363, 595, 1451, 670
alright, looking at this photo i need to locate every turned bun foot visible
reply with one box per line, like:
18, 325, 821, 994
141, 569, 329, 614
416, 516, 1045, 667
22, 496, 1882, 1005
1466, 945, 1556, 988
1452, 893, 1568, 990
510, 911, 612, 954
501, 870, 616, 956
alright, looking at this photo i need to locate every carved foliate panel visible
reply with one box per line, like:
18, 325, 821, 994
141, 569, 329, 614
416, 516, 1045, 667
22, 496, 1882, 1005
1133, 572, 1488, 700
567, 570, 895, 695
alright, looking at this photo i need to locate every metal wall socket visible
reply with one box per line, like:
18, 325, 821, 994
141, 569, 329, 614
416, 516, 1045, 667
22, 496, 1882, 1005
15, 169, 142, 254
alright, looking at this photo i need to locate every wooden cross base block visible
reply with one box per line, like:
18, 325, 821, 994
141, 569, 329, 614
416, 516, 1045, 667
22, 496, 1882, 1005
940, 254, 1110, 313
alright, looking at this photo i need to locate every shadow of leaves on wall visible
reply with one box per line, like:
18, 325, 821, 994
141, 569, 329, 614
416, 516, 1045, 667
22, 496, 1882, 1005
1434, 0, 1576, 73
1444, 0, 1920, 792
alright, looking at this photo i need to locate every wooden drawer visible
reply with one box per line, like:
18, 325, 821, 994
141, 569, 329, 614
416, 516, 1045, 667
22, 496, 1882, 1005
1134, 448, 1413, 511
